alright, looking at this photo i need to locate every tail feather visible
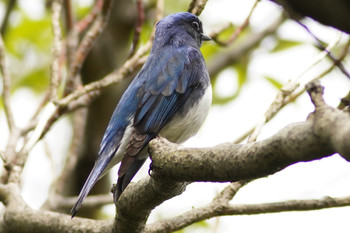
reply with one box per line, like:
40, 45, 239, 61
70, 158, 111, 218
114, 158, 147, 202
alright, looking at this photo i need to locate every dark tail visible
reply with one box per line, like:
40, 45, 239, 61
114, 158, 147, 202
70, 158, 111, 218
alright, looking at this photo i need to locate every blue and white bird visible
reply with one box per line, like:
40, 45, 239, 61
71, 12, 212, 217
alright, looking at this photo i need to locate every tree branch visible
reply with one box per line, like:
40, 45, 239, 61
63, 0, 114, 96
50, 0, 64, 102
128, 0, 145, 58
211, 0, 260, 46
0, 34, 15, 131
0, 183, 113, 233
0, 0, 16, 35
56, 0, 165, 107
145, 194, 350, 233
207, 14, 286, 78
113, 176, 187, 233
149, 82, 350, 181
188, 0, 208, 16
48, 193, 112, 211
270, 0, 350, 33
43, 107, 88, 211
0, 73, 349, 233
248, 32, 343, 142
104, 81, 350, 233
148, 81, 350, 182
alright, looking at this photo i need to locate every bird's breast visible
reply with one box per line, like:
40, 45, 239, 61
159, 84, 212, 143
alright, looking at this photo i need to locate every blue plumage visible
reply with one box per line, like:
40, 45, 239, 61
71, 12, 212, 217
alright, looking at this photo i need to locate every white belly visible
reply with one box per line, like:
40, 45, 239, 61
101, 85, 212, 177
159, 85, 212, 143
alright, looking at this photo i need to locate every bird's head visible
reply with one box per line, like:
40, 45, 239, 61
154, 12, 211, 48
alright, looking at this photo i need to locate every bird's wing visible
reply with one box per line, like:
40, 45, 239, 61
71, 47, 206, 215
118, 47, 205, 177
115, 47, 207, 200
71, 89, 137, 217
135, 47, 204, 132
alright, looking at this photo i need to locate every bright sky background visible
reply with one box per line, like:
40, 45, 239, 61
1, 0, 350, 232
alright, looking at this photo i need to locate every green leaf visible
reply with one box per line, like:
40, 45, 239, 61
264, 76, 283, 89
74, 5, 93, 20
164, 0, 190, 14
13, 67, 50, 93
139, 22, 153, 45
271, 39, 302, 53
215, 25, 236, 41
0, 98, 3, 111
235, 60, 248, 87
211, 58, 249, 105
201, 42, 220, 60
5, 13, 52, 58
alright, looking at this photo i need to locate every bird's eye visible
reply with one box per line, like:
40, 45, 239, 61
192, 21, 200, 31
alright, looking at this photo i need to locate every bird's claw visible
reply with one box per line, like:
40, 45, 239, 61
148, 163, 154, 177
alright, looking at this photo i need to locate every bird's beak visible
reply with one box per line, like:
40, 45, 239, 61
201, 33, 212, 41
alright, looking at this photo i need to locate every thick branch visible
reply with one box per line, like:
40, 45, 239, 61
113, 177, 187, 233
149, 119, 334, 182
148, 82, 350, 181
107, 81, 350, 233
0, 183, 112, 233
270, 0, 350, 34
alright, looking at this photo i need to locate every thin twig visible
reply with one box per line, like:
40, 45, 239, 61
247, 31, 343, 142
75, 0, 102, 33
212, 181, 247, 205
63, 0, 74, 32
43, 140, 57, 177
50, 0, 64, 102
63, 0, 114, 96
54, 108, 88, 196
17, 103, 57, 166
57, 51, 148, 107
208, 22, 232, 40
234, 42, 348, 145
18, 0, 162, 158
128, 0, 145, 58
21, 90, 51, 135
0, 150, 6, 163
57, 0, 163, 107
12, 0, 161, 178
0, 0, 16, 35
0, 34, 15, 131
208, 14, 286, 79
287, 38, 350, 104
146, 194, 350, 233
188, 0, 208, 16
297, 21, 350, 79
234, 34, 348, 144
46, 193, 112, 210
211, 0, 260, 46
64, 0, 78, 68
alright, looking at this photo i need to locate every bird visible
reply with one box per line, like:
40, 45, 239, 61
71, 12, 212, 218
